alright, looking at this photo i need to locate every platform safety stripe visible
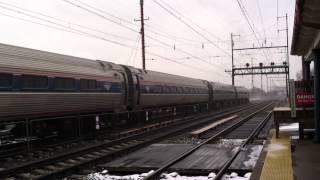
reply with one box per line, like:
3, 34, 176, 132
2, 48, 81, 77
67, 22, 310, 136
259, 131, 293, 180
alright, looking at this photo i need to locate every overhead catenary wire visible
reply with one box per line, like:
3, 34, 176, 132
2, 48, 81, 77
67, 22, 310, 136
152, 0, 233, 58
152, 0, 251, 82
236, 0, 270, 63
62, 0, 230, 77
67, 0, 210, 47
255, 0, 274, 61
150, 0, 254, 83
126, 35, 141, 65
157, 0, 228, 45
0, 1, 137, 42
0, 5, 138, 50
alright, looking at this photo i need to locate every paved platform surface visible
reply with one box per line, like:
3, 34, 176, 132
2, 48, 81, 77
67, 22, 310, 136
259, 132, 293, 180
293, 138, 320, 180
103, 143, 263, 174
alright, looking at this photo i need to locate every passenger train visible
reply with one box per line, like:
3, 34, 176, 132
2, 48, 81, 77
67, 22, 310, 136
0, 43, 249, 137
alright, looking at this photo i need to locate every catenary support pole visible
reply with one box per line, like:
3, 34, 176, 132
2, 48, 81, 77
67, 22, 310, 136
231, 33, 234, 86
313, 49, 320, 142
140, 0, 146, 70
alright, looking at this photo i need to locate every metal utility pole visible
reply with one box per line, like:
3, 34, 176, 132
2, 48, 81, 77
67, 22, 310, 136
230, 33, 240, 86
266, 75, 268, 96
251, 58, 254, 89
139, 0, 146, 70
231, 33, 234, 86
277, 13, 290, 97
261, 73, 263, 97
285, 14, 290, 79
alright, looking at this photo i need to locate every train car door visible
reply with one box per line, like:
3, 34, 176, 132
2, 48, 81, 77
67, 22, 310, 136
135, 75, 141, 105
121, 66, 135, 110
207, 82, 213, 102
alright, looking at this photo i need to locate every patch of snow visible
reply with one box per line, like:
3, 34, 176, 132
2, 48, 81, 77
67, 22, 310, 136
160, 172, 208, 180
168, 172, 178, 177
279, 123, 299, 131
208, 172, 216, 179
230, 172, 238, 178
244, 172, 251, 178
87, 171, 251, 180
266, 143, 288, 158
221, 172, 250, 180
218, 139, 245, 148
243, 145, 263, 168
101, 170, 108, 175
87, 170, 154, 180
268, 143, 287, 151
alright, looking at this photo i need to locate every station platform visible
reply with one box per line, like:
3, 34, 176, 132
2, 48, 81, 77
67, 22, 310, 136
292, 138, 320, 180
256, 128, 320, 180
259, 132, 293, 180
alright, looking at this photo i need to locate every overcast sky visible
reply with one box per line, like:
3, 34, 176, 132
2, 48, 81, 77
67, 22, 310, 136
0, 0, 299, 91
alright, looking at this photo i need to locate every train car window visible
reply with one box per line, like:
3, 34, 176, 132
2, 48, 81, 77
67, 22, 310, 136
184, 87, 188, 93
194, 88, 198, 94
102, 82, 121, 92
110, 82, 121, 92
141, 85, 150, 93
163, 86, 170, 93
22, 75, 48, 89
147, 85, 154, 93
102, 82, 111, 92
146, 85, 151, 93
182, 87, 186, 93
0, 73, 12, 88
80, 79, 97, 90
170, 86, 177, 93
154, 85, 162, 93
184, 87, 189, 94
54, 77, 75, 90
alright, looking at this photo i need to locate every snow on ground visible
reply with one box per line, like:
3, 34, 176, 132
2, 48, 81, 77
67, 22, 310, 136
266, 143, 288, 158
86, 171, 251, 180
87, 170, 154, 180
243, 145, 263, 168
279, 123, 299, 131
218, 139, 245, 147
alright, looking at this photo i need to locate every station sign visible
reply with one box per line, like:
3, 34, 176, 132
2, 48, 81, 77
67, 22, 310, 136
296, 92, 314, 107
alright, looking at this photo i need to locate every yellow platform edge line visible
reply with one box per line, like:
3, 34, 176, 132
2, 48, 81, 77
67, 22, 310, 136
259, 131, 293, 180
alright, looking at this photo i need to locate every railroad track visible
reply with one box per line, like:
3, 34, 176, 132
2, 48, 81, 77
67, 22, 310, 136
0, 102, 264, 180
142, 102, 274, 180
0, 103, 255, 161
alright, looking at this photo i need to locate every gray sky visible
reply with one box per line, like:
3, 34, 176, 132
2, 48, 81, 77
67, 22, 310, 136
0, 0, 299, 91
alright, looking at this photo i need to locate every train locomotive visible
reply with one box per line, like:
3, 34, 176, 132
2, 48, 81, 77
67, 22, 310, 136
0, 43, 249, 138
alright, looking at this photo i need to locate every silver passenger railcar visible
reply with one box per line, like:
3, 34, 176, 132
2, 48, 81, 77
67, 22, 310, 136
0, 43, 249, 138
0, 43, 126, 120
